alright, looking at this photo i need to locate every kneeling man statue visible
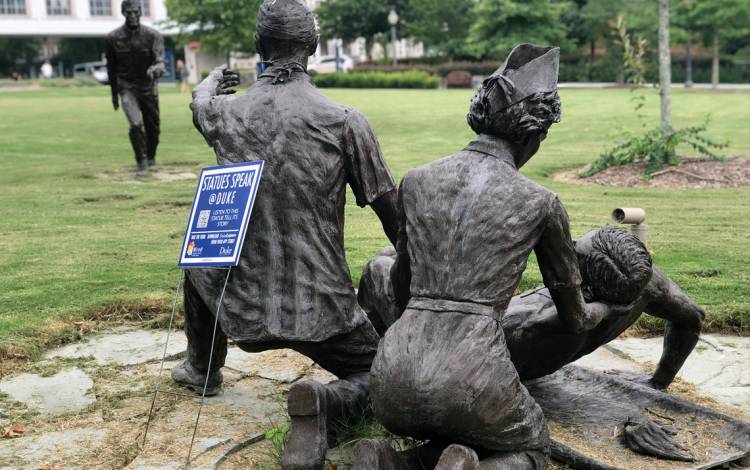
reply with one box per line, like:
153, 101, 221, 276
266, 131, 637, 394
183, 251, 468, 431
172, 1, 399, 469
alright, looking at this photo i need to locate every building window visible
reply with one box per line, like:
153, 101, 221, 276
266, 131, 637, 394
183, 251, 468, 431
89, 0, 111, 16
47, 0, 70, 15
0, 0, 26, 14
140, 0, 149, 17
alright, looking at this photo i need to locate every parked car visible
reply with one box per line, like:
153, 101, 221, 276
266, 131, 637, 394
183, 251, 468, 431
308, 55, 353, 74
73, 61, 109, 84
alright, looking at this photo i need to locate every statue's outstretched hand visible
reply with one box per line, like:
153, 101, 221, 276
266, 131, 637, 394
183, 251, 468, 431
210, 65, 240, 95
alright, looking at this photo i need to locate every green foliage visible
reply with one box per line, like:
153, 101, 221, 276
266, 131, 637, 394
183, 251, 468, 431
0, 37, 40, 77
688, 0, 750, 51
264, 421, 290, 465
466, 0, 571, 60
612, 15, 648, 86
56, 38, 107, 68
313, 70, 440, 89
400, 0, 475, 59
163, 0, 262, 54
585, 122, 728, 177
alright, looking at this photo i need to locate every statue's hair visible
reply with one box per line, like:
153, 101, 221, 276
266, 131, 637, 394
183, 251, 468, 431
580, 227, 653, 304
467, 85, 561, 143
121, 0, 141, 11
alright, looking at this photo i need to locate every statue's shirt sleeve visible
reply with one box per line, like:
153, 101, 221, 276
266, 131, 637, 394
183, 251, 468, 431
191, 94, 232, 148
535, 195, 582, 290
341, 109, 396, 207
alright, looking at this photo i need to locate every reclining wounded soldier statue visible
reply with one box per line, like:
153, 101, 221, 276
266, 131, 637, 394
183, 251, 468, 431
171, 1, 399, 468
360, 226, 705, 391
360, 44, 639, 470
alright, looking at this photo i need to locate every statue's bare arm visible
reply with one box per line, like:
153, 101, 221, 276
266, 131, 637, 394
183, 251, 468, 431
371, 189, 399, 247
642, 267, 705, 388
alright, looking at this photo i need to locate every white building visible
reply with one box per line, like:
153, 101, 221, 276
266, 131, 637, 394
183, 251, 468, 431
0, 0, 171, 77
1, 0, 424, 81
0, 0, 167, 37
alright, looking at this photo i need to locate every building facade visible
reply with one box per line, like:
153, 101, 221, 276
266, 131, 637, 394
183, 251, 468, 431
0, 0, 170, 78
0, 0, 167, 38
1, 0, 424, 80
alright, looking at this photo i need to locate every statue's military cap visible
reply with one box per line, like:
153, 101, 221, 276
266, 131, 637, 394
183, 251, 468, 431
486, 44, 560, 110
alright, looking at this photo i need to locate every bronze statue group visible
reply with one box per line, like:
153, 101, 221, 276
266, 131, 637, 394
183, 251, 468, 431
110, 1, 708, 468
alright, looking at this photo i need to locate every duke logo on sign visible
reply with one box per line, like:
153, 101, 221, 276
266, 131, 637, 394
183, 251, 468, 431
178, 161, 264, 268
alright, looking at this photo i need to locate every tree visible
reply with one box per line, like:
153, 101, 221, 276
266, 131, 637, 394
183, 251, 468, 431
164, 0, 262, 55
672, 0, 697, 86
0, 38, 40, 78
401, 0, 475, 59
690, 0, 750, 87
658, 0, 671, 133
466, 0, 571, 60
316, 0, 408, 61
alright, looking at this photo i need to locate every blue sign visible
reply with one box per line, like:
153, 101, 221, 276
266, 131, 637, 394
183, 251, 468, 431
178, 161, 264, 268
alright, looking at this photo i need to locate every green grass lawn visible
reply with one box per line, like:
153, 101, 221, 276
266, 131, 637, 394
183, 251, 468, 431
0, 85, 748, 358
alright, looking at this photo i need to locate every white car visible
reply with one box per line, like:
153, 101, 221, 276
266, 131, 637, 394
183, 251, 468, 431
308, 55, 353, 74
73, 61, 109, 84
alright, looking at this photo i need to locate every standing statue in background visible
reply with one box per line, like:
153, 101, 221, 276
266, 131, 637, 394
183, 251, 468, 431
364, 45, 635, 469
172, 1, 400, 469
105, 0, 165, 175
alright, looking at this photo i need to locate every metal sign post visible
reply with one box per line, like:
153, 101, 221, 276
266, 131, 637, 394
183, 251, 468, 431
141, 161, 263, 468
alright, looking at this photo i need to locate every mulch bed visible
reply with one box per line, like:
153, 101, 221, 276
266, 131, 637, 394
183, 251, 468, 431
557, 157, 750, 189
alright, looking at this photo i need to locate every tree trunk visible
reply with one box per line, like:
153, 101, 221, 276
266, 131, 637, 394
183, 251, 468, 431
589, 39, 595, 81
658, 0, 672, 133
685, 35, 693, 87
711, 30, 720, 88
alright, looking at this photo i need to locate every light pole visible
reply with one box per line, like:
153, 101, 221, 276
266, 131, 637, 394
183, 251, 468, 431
388, 8, 399, 66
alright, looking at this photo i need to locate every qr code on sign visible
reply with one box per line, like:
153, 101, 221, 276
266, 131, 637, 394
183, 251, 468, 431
197, 210, 211, 229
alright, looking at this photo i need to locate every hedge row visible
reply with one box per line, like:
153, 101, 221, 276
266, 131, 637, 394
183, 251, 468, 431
312, 70, 440, 89
354, 58, 750, 84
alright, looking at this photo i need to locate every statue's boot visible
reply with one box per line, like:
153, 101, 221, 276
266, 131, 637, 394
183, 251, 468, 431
435, 444, 480, 470
283, 372, 370, 469
170, 361, 223, 396
128, 126, 148, 175
282, 380, 328, 470
352, 439, 408, 470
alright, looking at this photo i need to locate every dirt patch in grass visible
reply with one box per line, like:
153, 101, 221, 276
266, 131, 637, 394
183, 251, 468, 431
556, 157, 750, 189
138, 200, 193, 212
79, 194, 136, 204
94, 164, 199, 183
0, 294, 182, 379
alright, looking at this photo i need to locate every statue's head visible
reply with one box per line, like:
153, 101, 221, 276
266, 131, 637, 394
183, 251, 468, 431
256, 0, 319, 61
121, 0, 142, 29
467, 44, 561, 168
575, 227, 653, 304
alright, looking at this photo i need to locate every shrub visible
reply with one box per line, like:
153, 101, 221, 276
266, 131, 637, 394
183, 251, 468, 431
313, 70, 440, 89
584, 121, 728, 177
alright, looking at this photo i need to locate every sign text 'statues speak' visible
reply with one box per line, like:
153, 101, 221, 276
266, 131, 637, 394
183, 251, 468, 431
201, 172, 256, 191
